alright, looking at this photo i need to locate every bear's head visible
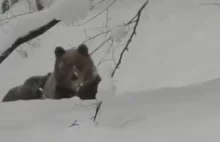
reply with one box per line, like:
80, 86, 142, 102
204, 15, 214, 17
53, 44, 101, 99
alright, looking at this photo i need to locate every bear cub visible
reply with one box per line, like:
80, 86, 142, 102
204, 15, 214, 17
2, 73, 51, 102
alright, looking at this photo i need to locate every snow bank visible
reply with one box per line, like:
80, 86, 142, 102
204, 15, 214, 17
1, 76, 220, 142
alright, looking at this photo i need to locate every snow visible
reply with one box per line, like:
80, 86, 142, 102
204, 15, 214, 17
110, 25, 128, 42
1, 0, 220, 141
0, 0, 91, 54
49, 0, 92, 24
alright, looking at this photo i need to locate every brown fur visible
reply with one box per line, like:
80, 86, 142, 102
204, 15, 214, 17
43, 44, 101, 100
2, 73, 51, 102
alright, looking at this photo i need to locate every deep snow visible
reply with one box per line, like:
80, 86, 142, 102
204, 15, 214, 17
1, 0, 220, 141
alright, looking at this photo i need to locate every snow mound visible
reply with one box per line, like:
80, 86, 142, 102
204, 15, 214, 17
1, 77, 220, 142
96, 64, 117, 100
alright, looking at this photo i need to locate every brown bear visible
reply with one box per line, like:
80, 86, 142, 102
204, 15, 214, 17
43, 43, 101, 100
2, 73, 51, 102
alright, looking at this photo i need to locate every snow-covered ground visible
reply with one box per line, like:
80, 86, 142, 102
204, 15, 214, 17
1, 0, 220, 141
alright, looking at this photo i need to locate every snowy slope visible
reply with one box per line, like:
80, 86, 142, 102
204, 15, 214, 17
1, 0, 220, 141
1, 77, 220, 142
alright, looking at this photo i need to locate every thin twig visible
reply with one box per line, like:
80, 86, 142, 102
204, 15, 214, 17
121, 119, 132, 127
104, 8, 111, 39
97, 38, 114, 66
91, 101, 102, 122
0, 11, 34, 22
69, 120, 79, 127
84, 4, 112, 56
84, 26, 106, 32
83, 30, 110, 44
111, 0, 149, 77
0, 19, 60, 64
90, 37, 112, 55
48, 0, 54, 7
76, 0, 116, 26
91, 0, 106, 10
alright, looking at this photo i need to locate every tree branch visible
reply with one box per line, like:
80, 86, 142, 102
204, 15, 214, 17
91, 101, 102, 122
0, 19, 60, 64
90, 37, 112, 55
97, 37, 114, 66
90, 0, 106, 10
76, 0, 116, 26
83, 30, 110, 44
69, 120, 80, 127
111, 0, 149, 77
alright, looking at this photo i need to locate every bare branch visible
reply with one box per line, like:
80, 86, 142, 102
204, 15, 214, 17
111, 0, 149, 77
121, 119, 132, 127
90, 0, 105, 10
90, 37, 112, 55
0, 11, 34, 22
69, 120, 79, 127
97, 38, 114, 66
76, 0, 116, 26
48, 0, 54, 7
84, 3, 112, 58
91, 101, 102, 122
0, 19, 60, 64
84, 26, 107, 32
83, 30, 110, 44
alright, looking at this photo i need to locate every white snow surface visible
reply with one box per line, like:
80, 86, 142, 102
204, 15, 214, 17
1, 0, 220, 141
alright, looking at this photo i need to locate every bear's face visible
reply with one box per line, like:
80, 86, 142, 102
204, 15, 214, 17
53, 44, 101, 97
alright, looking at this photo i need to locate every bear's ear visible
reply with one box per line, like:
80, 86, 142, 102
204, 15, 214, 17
77, 44, 89, 56
55, 46, 66, 58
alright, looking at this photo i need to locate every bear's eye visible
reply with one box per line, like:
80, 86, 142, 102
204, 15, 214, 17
71, 73, 79, 81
